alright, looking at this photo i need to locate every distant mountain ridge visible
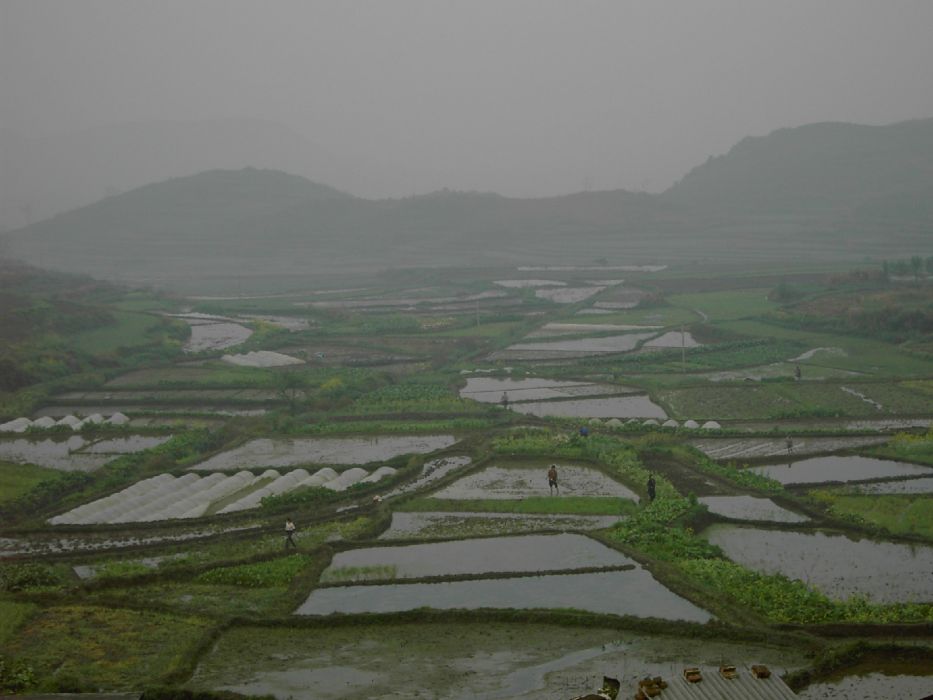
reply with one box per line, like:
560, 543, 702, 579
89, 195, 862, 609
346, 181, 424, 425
3, 118, 932, 288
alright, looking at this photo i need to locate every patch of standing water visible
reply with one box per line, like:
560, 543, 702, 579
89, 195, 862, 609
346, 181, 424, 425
191, 435, 457, 470
295, 569, 712, 621
181, 319, 253, 352
704, 524, 933, 603
383, 455, 472, 498
461, 377, 633, 403
534, 286, 606, 304
510, 396, 667, 420
321, 534, 632, 580
493, 279, 567, 288
689, 437, 888, 460
0, 437, 113, 471
502, 332, 658, 356
698, 496, 809, 523
380, 512, 622, 539
431, 464, 638, 500
189, 623, 805, 700
641, 331, 701, 349
78, 435, 173, 454
748, 455, 933, 485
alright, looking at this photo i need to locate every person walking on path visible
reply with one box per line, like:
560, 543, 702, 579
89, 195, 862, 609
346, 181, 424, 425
646, 475, 656, 503
285, 517, 297, 550
548, 464, 559, 495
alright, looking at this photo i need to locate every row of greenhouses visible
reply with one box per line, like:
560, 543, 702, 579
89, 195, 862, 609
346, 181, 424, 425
48, 465, 397, 525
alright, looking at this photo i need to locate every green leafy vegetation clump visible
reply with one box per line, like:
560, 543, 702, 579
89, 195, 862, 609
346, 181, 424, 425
679, 559, 933, 624
195, 554, 311, 587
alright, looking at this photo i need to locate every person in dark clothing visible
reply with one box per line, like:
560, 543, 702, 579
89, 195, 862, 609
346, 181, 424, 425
646, 475, 656, 503
548, 464, 559, 495
285, 518, 297, 550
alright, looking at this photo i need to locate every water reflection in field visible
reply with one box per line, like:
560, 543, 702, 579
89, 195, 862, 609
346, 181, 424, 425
749, 455, 932, 485
705, 524, 933, 603
296, 569, 712, 621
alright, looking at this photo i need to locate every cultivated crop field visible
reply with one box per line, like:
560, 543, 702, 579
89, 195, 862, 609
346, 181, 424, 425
1, 260, 932, 698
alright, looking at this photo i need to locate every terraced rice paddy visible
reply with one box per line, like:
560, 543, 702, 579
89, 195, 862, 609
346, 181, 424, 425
704, 525, 933, 603
321, 534, 630, 579
430, 463, 638, 501
698, 496, 809, 523
379, 511, 621, 539
749, 455, 933, 485
690, 436, 889, 460
0, 436, 158, 471
460, 377, 634, 403
510, 395, 667, 419
179, 317, 253, 352
191, 435, 458, 470
383, 455, 472, 498
491, 332, 657, 360
297, 569, 712, 620
189, 623, 801, 700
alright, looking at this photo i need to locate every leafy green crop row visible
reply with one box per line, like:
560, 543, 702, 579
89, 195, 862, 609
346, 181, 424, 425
195, 554, 311, 587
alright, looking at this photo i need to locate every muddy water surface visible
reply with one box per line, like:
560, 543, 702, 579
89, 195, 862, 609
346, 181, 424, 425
182, 320, 253, 352
690, 437, 888, 460
191, 435, 457, 470
384, 455, 472, 498
504, 332, 657, 355
749, 455, 933, 485
698, 496, 808, 523
190, 623, 803, 700
705, 524, 933, 603
0, 437, 111, 471
322, 534, 632, 579
296, 569, 712, 621
79, 435, 173, 454
461, 377, 631, 403
380, 512, 621, 539
431, 463, 638, 500
511, 396, 666, 419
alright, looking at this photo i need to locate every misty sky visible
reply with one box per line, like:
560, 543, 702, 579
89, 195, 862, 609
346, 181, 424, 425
3, 0, 933, 198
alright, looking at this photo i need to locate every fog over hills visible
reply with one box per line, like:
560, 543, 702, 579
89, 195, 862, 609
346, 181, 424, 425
0, 119, 357, 232
3, 118, 932, 289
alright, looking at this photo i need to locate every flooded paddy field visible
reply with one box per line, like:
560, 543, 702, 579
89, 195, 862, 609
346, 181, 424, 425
510, 395, 667, 419
53, 388, 283, 403
191, 435, 458, 470
35, 404, 267, 417
0, 437, 120, 471
180, 318, 253, 352
491, 332, 658, 360
297, 569, 712, 620
698, 495, 809, 523
704, 524, 933, 603
321, 534, 631, 580
641, 331, 701, 349
460, 376, 635, 403
430, 463, 638, 501
749, 455, 933, 485
689, 436, 890, 460
0, 523, 258, 557
189, 622, 803, 700
383, 455, 472, 498
534, 286, 606, 303
380, 511, 621, 539
526, 322, 661, 337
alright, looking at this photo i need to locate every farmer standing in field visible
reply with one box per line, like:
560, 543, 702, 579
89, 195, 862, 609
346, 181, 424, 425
646, 474, 656, 503
285, 517, 297, 550
548, 464, 559, 495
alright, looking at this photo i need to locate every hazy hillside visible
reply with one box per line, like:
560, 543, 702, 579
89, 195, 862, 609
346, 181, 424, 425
3, 118, 932, 290
0, 119, 353, 232
663, 118, 933, 220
